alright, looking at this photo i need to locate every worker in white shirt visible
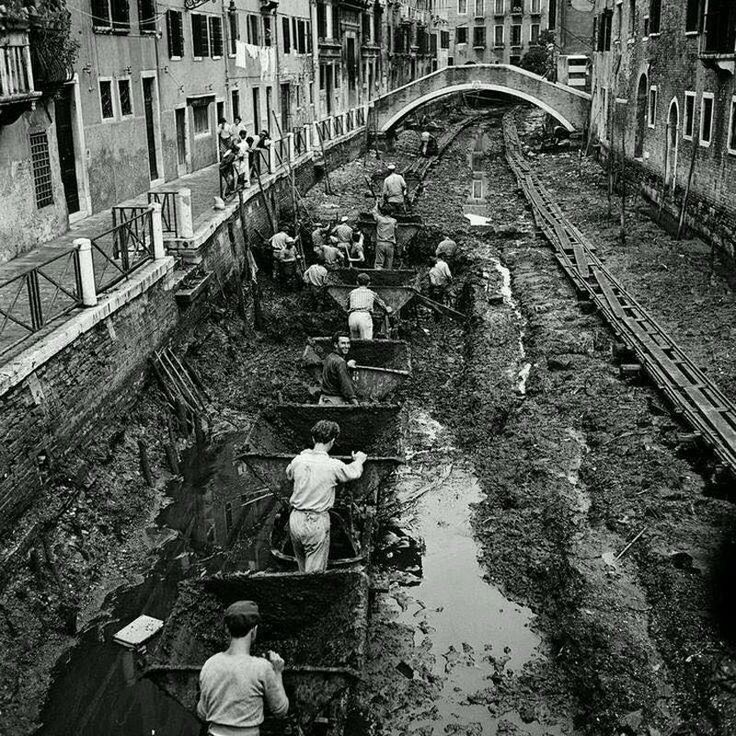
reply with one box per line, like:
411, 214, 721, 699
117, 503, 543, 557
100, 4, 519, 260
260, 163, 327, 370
217, 117, 233, 158
269, 230, 295, 280
381, 164, 407, 212
286, 420, 366, 572
428, 253, 452, 305
348, 273, 393, 340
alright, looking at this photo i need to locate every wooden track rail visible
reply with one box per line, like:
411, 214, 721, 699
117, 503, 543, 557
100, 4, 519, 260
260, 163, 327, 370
503, 112, 736, 478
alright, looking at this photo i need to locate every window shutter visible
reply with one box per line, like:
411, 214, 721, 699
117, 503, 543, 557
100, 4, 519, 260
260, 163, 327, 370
209, 17, 223, 56
167, 10, 174, 55
175, 11, 184, 55
283, 17, 291, 52
138, 0, 155, 32
91, 0, 110, 26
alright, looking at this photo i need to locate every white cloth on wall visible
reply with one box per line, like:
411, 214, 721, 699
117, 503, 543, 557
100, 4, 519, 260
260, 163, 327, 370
244, 42, 259, 60
235, 40, 248, 68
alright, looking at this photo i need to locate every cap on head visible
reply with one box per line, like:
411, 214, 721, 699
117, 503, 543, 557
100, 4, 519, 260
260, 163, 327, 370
357, 273, 371, 286
225, 600, 260, 637
421, 131, 430, 140
286, 236, 295, 244
340, 216, 349, 223
387, 163, 396, 171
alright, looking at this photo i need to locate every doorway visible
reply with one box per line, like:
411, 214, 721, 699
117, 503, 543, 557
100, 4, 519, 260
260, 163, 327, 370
231, 90, 240, 121
280, 83, 291, 132
666, 99, 679, 190
175, 107, 187, 176
325, 64, 333, 115
266, 86, 273, 132
634, 73, 647, 159
54, 85, 80, 216
252, 87, 261, 133
142, 77, 159, 181
347, 36, 357, 107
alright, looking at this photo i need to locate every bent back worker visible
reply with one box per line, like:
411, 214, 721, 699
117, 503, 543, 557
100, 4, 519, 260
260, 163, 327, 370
436, 235, 458, 262
419, 131, 438, 158
321, 242, 345, 270
332, 216, 353, 248
372, 201, 397, 270
303, 258, 328, 310
320, 332, 359, 406
346, 229, 365, 266
287, 420, 366, 572
197, 601, 289, 736
269, 230, 294, 280
381, 164, 407, 212
428, 254, 453, 305
348, 273, 393, 340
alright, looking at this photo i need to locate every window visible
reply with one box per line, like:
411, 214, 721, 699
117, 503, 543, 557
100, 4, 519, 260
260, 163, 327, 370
334, 65, 340, 87
510, 53, 521, 65
193, 103, 210, 135
473, 25, 486, 46
511, 0, 522, 12
297, 19, 308, 53
247, 14, 260, 44
228, 11, 238, 55
192, 14, 209, 57
232, 89, 240, 120
167, 10, 184, 58
99, 79, 115, 119
685, 0, 699, 32
643, 15, 649, 36
475, 0, 484, 17
683, 91, 695, 139
530, 22, 539, 43
282, 16, 291, 52
137, 0, 155, 33
648, 85, 657, 127
118, 79, 132, 116
702, 0, 736, 54
628, 0, 636, 36
441, 30, 450, 48
319, 64, 326, 90
728, 96, 736, 154
700, 93, 714, 146
263, 16, 272, 46
511, 23, 521, 45
494, 24, 503, 45
307, 20, 312, 52
317, 3, 327, 38
309, 81, 314, 104
549, 0, 556, 28
91, 0, 130, 30
458, 0, 467, 14
456, 26, 468, 43
30, 132, 53, 209
531, 0, 540, 12
648, 0, 661, 34
471, 178, 483, 199
494, 0, 504, 11
209, 17, 223, 57
597, 9, 612, 50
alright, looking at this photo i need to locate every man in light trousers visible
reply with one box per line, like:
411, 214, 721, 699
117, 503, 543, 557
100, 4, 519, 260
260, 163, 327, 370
286, 420, 366, 572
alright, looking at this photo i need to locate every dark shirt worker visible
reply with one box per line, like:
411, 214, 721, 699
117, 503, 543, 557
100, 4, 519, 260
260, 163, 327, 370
319, 332, 358, 406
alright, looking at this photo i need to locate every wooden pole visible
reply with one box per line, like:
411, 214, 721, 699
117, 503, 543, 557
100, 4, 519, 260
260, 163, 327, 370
677, 135, 699, 241
619, 103, 626, 244
658, 122, 670, 224
314, 121, 333, 195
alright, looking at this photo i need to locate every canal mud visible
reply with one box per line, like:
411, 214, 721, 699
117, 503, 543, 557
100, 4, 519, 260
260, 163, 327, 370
2, 107, 736, 736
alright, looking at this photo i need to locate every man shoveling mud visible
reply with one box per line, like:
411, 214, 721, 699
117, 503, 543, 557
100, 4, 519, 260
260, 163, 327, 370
319, 332, 359, 406
197, 600, 289, 735
286, 419, 366, 572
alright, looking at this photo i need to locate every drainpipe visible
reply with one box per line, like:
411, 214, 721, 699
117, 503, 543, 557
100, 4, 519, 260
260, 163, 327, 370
273, 7, 281, 134
223, 0, 234, 117
310, 0, 321, 120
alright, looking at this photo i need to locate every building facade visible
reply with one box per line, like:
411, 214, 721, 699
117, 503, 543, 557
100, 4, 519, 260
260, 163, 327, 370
590, 0, 736, 248
447, 0, 548, 67
0, 0, 444, 265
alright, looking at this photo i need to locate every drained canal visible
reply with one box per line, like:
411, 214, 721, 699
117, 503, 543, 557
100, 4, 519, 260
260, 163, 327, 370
32, 113, 573, 736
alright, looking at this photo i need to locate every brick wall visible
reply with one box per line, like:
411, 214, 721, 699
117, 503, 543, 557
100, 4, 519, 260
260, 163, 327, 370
0, 131, 365, 532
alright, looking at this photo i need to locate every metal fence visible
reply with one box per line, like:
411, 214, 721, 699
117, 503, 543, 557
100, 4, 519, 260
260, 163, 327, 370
148, 191, 179, 237
91, 208, 154, 292
0, 247, 82, 356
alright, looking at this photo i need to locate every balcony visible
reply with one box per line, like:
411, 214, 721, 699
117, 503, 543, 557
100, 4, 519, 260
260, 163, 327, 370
259, 0, 278, 12
0, 29, 42, 125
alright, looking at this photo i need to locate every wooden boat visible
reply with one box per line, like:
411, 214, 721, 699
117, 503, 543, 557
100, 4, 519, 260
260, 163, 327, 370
145, 569, 369, 735
303, 338, 412, 402
238, 404, 405, 508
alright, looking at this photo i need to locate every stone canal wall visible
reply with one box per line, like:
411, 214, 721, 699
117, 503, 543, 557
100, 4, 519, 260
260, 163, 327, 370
0, 127, 365, 533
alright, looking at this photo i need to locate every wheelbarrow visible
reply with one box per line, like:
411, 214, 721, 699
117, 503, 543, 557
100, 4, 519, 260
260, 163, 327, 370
238, 404, 405, 508
325, 284, 418, 315
145, 568, 369, 735
303, 338, 412, 401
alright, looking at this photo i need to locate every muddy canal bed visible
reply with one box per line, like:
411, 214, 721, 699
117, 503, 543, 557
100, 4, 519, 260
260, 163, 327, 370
3, 109, 736, 736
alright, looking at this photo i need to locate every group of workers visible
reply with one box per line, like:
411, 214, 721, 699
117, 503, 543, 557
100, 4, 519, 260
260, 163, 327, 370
196, 147, 459, 736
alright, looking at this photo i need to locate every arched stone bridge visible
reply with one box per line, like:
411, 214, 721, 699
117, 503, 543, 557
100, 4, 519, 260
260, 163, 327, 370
372, 64, 591, 133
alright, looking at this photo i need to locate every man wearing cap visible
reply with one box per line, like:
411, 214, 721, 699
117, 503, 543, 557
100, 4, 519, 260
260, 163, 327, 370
303, 257, 329, 310
348, 273, 393, 340
311, 222, 331, 257
197, 601, 289, 735
419, 131, 438, 157
371, 201, 398, 270
269, 229, 294, 280
428, 253, 453, 307
381, 164, 407, 211
436, 235, 458, 262
287, 419, 367, 572
319, 332, 359, 406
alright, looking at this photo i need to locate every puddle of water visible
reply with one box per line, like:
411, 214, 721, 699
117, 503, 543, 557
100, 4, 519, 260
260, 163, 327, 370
384, 409, 565, 735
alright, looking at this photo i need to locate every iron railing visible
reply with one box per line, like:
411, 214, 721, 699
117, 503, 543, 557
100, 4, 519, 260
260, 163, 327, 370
148, 191, 179, 237
0, 247, 81, 356
91, 208, 154, 292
